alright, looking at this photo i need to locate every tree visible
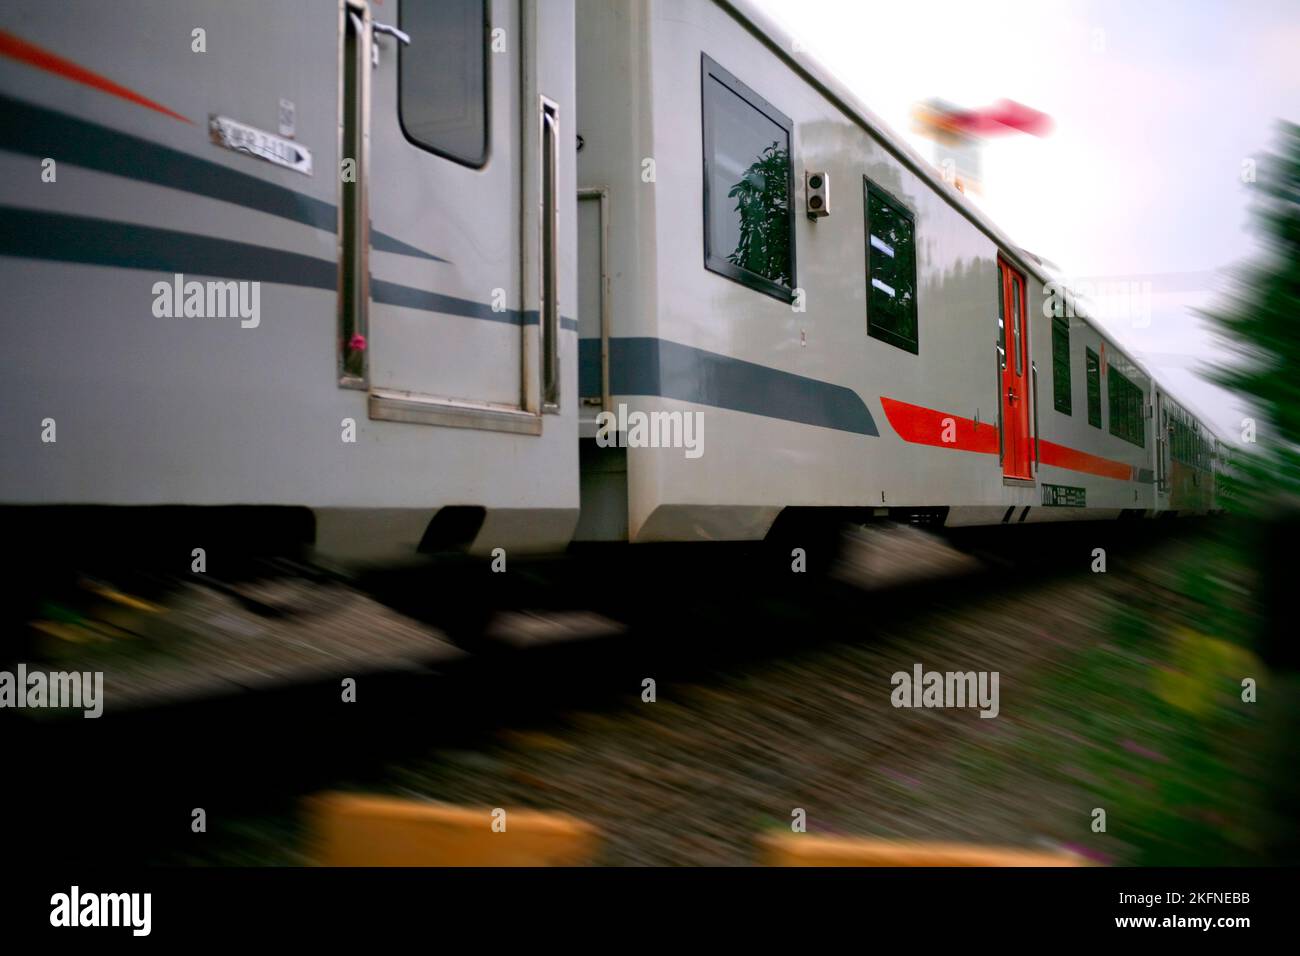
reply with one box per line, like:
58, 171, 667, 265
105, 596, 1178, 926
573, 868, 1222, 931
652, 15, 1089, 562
1203, 122, 1300, 514
1202, 122, 1300, 861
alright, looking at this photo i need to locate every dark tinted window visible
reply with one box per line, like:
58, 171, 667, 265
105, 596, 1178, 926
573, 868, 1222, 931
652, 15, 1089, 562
1012, 278, 1022, 374
1051, 314, 1071, 414
1085, 348, 1101, 427
865, 181, 919, 353
702, 55, 795, 300
996, 269, 1006, 366
1169, 411, 1207, 469
1108, 366, 1145, 447
400, 0, 488, 166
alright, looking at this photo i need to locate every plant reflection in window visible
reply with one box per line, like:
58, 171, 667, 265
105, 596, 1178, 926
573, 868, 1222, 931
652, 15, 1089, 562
725, 143, 791, 288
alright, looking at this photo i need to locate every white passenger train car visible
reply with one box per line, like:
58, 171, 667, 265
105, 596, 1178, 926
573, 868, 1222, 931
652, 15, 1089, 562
572, 0, 1221, 547
0, 0, 580, 563
0, 0, 1220, 572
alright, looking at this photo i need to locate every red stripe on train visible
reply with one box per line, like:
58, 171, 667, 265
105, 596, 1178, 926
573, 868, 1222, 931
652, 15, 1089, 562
1036, 440, 1133, 480
879, 397, 1001, 454
0, 30, 192, 124
880, 396, 1134, 481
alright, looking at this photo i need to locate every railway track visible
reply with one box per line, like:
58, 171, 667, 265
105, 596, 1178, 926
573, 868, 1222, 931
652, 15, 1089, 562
4, 520, 1213, 865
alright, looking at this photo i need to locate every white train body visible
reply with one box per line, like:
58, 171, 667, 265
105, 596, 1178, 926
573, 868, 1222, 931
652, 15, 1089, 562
573, 0, 1219, 542
0, 0, 1220, 565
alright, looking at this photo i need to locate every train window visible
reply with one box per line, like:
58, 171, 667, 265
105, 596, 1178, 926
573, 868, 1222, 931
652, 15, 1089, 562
864, 180, 919, 354
996, 269, 1006, 367
701, 54, 795, 301
1051, 312, 1071, 414
399, 0, 489, 167
1085, 348, 1101, 427
1108, 367, 1145, 448
1169, 414, 1207, 469
1011, 276, 1022, 373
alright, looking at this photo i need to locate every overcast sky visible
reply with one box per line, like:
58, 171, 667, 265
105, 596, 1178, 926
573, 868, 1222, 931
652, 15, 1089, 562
754, 0, 1299, 441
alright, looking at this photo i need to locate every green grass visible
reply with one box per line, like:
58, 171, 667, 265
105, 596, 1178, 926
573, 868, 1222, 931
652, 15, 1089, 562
995, 526, 1273, 865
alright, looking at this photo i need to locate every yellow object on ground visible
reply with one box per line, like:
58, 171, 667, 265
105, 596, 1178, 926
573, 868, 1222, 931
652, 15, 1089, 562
759, 833, 1087, 867
305, 792, 599, 866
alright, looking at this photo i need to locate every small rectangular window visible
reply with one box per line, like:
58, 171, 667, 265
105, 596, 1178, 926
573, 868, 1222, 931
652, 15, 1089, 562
865, 180, 919, 354
1011, 277, 1022, 373
1051, 313, 1071, 414
1108, 366, 1145, 448
996, 268, 1006, 367
701, 54, 795, 301
400, 0, 489, 167
1171, 414, 1203, 466
1085, 348, 1101, 428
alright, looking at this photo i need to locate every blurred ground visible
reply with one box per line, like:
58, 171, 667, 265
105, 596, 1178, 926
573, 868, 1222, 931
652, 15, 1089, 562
64, 520, 1270, 867
364, 526, 1272, 866
27, 574, 464, 710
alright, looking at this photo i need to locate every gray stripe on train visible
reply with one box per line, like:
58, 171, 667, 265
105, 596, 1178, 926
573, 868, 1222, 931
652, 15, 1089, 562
0, 206, 577, 330
580, 337, 879, 436
0, 94, 446, 263
0, 204, 869, 436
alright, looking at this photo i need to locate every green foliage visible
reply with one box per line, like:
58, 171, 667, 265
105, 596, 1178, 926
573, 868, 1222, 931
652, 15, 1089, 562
1202, 122, 1300, 512
727, 143, 791, 287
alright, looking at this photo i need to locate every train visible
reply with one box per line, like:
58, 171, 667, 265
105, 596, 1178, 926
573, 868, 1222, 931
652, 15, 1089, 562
0, 0, 1223, 577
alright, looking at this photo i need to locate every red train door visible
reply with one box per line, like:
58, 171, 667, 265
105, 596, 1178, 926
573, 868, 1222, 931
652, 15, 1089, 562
998, 258, 1032, 480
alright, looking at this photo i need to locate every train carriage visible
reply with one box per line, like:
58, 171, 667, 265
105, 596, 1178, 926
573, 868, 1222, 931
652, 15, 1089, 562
0, 0, 1221, 573
0, 0, 581, 564
571, 0, 1221, 547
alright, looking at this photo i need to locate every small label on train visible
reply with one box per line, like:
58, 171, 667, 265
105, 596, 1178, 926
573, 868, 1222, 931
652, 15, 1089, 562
1041, 483, 1086, 507
209, 115, 313, 176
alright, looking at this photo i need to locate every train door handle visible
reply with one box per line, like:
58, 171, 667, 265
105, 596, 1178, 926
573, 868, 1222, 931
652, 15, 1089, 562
372, 22, 411, 45
371, 21, 410, 67
1007, 387, 1017, 402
